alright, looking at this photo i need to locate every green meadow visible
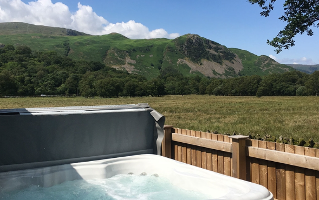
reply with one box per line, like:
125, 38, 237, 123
1, 95, 318, 146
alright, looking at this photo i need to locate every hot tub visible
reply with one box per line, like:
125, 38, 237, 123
0, 104, 273, 199
0, 154, 273, 200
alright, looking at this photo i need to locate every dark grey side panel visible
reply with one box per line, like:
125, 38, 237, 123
0, 110, 154, 170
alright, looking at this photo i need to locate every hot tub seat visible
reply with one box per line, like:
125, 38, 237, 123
0, 154, 273, 200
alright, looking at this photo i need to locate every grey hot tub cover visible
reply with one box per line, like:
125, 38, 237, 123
0, 103, 165, 172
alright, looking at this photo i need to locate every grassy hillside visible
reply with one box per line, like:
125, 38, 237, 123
0, 22, 295, 79
230, 48, 294, 76
0, 33, 167, 79
0, 22, 87, 36
286, 64, 319, 74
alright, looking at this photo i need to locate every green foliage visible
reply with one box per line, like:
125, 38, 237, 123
63, 41, 70, 56
15, 45, 32, 55
4, 45, 15, 51
256, 86, 265, 98
78, 72, 95, 97
0, 44, 145, 97
96, 78, 122, 98
159, 66, 183, 80
149, 78, 165, 97
0, 70, 18, 96
296, 86, 308, 96
305, 71, 319, 95
256, 71, 307, 96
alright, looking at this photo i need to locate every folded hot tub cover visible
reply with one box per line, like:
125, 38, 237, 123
0, 103, 165, 172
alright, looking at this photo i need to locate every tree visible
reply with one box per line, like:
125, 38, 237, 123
96, 78, 123, 98
0, 70, 18, 96
198, 78, 210, 94
135, 81, 150, 97
3, 45, 15, 52
206, 79, 223, 95
240, 75, 262, 96
249, 0, 319, 53
124, 80, 138, 97
96, 79, 118, 98
79, 72, 96, 97
296, 86, 308, 96
15, 45, 32, 56
149, 78, 165, 97
257, 74, 279, 96
305, 71, 319, 95
63, 74, 80, 95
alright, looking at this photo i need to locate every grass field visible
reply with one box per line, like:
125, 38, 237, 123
1, 95, 318, 146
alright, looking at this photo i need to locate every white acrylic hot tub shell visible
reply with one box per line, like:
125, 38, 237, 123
0, 154, 273, 200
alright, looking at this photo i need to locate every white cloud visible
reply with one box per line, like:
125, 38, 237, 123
0, 0, 73, 27
71, 3, 108, 34
102, 20, 150, 39
0, 0, 180, 39
269, 54, 277, 61
149, 28, 179, 39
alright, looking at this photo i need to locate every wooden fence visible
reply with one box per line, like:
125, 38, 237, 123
162, 125, 319, 200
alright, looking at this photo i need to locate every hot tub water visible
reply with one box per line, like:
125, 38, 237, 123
0, 174, 209, 200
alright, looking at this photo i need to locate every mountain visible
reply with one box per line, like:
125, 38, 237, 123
0, 22, 294, 79
0, 22, 88, 36
285, 64, 319, 74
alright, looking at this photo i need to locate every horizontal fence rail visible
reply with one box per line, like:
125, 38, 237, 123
248, 146, 319, 171
172, 133, 232, 153
162, 125, 319, 200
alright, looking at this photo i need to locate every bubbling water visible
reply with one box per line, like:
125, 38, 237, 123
0, 173, 209, 200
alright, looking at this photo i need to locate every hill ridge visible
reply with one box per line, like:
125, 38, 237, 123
0, 22, 88, 36
0, 22, 295, 78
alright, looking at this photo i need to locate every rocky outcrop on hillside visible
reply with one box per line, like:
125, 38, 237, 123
173, 34, 243, 77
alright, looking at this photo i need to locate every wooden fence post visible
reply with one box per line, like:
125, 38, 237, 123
162, 125, 173, 158
229, 135, 249, 180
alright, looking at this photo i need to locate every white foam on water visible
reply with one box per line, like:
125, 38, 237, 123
0, 174, 209, 200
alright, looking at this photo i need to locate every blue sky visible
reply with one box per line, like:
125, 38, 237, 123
1, 0, 318, 64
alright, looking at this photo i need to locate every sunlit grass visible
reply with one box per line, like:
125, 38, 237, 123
1, 95, 318, 143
